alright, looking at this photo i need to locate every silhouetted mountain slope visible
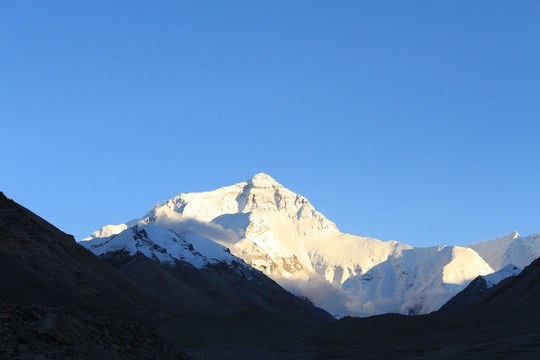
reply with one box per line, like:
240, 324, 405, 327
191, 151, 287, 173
101, 249, 334, 325
439, 264, 522, 313
0, 192, 186, 359
0, 192, 163, 319
438, 276, 490, 313
473, 256, 540, 308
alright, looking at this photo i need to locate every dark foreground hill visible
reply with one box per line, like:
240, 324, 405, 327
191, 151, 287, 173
471, 256, 540, 308
0, 192, 184, 359
99, 249, 333, 326
0, 192, 165, 319
0, 302, 181, 360
438, 275, 493, 313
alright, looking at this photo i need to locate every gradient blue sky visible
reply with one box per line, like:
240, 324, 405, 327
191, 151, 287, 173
1, 1, 539, 247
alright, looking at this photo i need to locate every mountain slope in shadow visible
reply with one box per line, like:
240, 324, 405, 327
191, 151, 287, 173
0, 192, 184, 359
100, 249, 333, 325
0, 192, 165, 319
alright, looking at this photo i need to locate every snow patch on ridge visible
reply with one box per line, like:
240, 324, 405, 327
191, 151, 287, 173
482, 264, 523, 287
81, 213, 244, 269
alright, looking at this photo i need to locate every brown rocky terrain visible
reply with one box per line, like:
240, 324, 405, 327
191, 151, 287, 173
0, 302, 184, 359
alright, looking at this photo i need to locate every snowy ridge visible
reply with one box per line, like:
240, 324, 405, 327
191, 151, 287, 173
340, 246, 493, 315
80, 173, 540, 317
438, 262, 524, 313
83, 222, 241, 269
467, 232, 540, 271
482, 264, 523, 288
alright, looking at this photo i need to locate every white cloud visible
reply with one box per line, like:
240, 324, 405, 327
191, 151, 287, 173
152, 207, 241, 245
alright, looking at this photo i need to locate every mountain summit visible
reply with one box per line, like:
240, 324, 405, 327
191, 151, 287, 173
467, 231, 540, 271
149, 172, 338, 233
81, 174, 539, 317
85, 173, 338, 278
248, 172, 282, 187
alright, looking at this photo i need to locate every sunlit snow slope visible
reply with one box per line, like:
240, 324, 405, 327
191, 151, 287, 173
467, 231, 540, 271
80, 173, 538, 317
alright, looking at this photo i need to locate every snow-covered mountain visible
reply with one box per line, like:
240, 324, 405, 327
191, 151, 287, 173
342, 245, 493, 315
83, 221, 240, 269
80, 173, 539, 317
467, 231, 540, 271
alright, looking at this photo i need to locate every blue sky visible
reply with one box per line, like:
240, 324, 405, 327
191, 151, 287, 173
1, 1, 539, 247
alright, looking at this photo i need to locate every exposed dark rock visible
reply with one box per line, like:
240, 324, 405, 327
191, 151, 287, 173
438, 276, 490, 312
472, 256, 540, 308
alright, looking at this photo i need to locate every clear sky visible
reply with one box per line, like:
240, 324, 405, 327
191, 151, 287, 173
1, 1, 539, 247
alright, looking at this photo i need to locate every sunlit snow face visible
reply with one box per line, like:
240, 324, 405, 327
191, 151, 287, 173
80, 174, 537, 318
